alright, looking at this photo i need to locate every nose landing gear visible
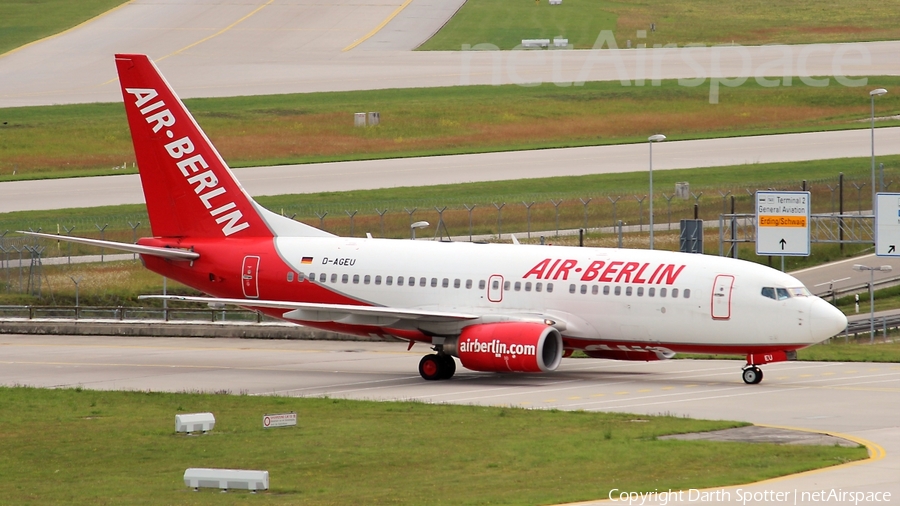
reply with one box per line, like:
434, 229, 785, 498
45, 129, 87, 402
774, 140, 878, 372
741, 365, 763, 384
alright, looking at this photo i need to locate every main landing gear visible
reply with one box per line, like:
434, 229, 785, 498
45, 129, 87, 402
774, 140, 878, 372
741, 365, 763, 385
419, 353, 456, 381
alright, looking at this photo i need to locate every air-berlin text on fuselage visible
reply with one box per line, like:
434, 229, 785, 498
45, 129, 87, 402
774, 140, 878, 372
125, 88, 249, 236
523, 258, 686, 284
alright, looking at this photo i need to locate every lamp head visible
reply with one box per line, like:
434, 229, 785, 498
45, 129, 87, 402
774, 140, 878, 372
648, 134, 666, 142
870, 88, 887, 97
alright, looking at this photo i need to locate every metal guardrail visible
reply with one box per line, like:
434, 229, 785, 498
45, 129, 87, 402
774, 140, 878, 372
845, 314, 900, 336
0, 305, 272, 323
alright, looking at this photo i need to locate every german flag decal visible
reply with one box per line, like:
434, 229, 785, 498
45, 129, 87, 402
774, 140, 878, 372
301, 257, 313, 264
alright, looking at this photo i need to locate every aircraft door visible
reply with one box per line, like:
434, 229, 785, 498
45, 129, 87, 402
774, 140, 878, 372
487, 274, 503, 302
711, 274, 734, 320
242, 255, 260, 299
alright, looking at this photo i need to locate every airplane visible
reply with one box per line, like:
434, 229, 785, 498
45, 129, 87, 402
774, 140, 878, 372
23, 54, 848, 385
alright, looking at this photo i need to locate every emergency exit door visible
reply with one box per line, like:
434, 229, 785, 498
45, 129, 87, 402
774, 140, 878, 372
242, 255, 260, 299
711, 274, 734, 320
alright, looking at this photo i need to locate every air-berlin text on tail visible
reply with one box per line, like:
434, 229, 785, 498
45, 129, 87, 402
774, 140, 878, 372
524, 258, 686, 284
125, 88, 250, 237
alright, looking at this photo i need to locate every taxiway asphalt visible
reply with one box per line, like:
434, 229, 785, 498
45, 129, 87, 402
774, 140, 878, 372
0, 335, 897, 505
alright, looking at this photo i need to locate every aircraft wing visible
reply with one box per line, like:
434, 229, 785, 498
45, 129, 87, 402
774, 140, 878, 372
18, 232, 199, 261
139, 295, 480, 324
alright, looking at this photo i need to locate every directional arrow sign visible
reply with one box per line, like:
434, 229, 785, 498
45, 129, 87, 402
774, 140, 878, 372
875, 193, 900, 257
756, 191, 810, 256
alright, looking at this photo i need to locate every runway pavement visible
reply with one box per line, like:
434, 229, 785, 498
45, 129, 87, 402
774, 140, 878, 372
1, 126, 898, 214
0, 334, 897, 505
0, 0, 897, 107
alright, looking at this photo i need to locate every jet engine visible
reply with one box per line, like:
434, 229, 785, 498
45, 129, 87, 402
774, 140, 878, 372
443, 322, 563, 373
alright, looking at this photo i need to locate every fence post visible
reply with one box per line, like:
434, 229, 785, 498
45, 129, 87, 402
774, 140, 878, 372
550, 199, 563, 236
344, 210, 358, 236
579, 198, 592, 230
633, 195, 646, 232
463, 204, 476, 241
128, 221, 141, 261
607, 196, 621, 228
493, 202, 506, 237
375, 208, 388, 237
522, 201, 535, 239
662, 194, 674, 230
95, 223, 108, 262
315, 211, 328, 230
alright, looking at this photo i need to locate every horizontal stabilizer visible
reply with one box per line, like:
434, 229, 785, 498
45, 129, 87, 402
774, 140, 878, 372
18, 232, 199, 261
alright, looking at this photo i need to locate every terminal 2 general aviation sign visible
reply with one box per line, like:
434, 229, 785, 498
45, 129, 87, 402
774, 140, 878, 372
755, 191, 811, 256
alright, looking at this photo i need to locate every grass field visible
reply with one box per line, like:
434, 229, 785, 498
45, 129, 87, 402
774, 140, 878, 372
0, 387, 866, 505
0, 0, 128, 56
418, 0, 900, 50
1, 77, 898, 181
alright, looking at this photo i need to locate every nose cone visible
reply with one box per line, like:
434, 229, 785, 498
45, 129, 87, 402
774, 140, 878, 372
809, 297, 847, 343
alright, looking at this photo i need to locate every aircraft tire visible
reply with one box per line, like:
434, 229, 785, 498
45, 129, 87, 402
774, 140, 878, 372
742, 366, 763, 385
439, 355, 456, 379
419, 354, 443, 381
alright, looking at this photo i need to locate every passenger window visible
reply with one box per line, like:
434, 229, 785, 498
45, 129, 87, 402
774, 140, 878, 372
672, 288, 679, 298
504, 281, 510, 291
683, 289, 690, 299
479, 280, 487, 290
535, 282, 542, 292
591, 285, 598, 295
515, 282, 521, 291
492, 280, 500, 290
580, 284, 587, 294
431, 278, 438, 287
603, 285, 610, 295
547, 283, 553, 293
454, 279, 461, 288
614, 286, 621, 296
525, 282, 532, 292
420, 277, 427, 287
649, 287, 655, 297
569, 284, 576, 294
298, 272, 306, 282
331, 273, 338, 283
442, 278, 449, 288
364, 275, 371, 285
353, 274, 360, 284
341, 274, 349, 283
409, 277, 415, 286
319, 273, 326, 283
374, 275, 381, 285
625, 287, 632, 296
286, 272, 294, 282
776, 288, 790, 300
637, 287, 644, 296
386, 276, 392, 286
466, 279, 473, 289
660, 288, 667, 297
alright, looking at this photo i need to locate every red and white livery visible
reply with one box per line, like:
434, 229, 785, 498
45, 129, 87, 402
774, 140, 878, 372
26, 54, 848, 384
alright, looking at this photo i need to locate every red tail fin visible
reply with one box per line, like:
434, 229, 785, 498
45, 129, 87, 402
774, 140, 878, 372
116, 54, 330, 239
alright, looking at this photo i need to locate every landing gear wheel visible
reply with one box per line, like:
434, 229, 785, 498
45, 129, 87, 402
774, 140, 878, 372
439, 354, 456, 379
419, 354, 443, 381
742, 366, 763, 385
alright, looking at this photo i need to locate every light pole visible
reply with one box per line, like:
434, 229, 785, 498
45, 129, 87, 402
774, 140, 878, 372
852, 264, 892, 343
870, 88, 887, 206
410, 221, 429, 240
648, 134, 666, 250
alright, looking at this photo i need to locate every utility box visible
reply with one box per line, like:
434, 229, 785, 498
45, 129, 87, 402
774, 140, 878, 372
175, 413, 216, 434
367, 112, 380, 126
184, 468, 269, 492
354, 112, 366, 127
679, 219, 704, 254
675, 182, 690, 200
552, 38, 568, 47
549, 0, 562, 4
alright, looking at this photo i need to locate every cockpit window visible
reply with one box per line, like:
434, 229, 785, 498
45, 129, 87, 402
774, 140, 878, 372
776, 288, 790, 300
788, 287, 810, 297
761, 287, 776, 300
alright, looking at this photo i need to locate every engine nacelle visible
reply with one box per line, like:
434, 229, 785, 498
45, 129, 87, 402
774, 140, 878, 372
444, 322, 563, 373
583, 348, 675, 362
